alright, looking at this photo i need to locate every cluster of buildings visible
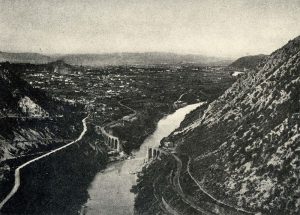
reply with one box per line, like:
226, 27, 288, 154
22, 66, 144, 124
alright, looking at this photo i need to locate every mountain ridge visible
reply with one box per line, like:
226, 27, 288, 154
0, 51, 232, 66
0, 51, 52, 64
229, 54, 269, 70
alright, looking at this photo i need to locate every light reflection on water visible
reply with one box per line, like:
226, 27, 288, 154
83, 103, 202, 215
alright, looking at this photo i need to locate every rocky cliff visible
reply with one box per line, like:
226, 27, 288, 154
170, 36, 300, 214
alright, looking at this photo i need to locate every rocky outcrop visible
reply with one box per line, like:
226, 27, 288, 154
0, 63, 84, 161
167, 36, 300, 214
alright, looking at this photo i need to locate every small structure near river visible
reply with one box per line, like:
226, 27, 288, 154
147, 147, 167, 160
95, 125, 123, 152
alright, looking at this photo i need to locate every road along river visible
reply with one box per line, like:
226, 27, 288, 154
0, 116, 89, 210
82, 103, 203, 215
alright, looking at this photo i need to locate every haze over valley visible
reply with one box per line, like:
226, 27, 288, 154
0, 0, 299, 214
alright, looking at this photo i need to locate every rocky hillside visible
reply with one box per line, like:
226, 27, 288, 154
229, 54, 268, 70
0, 62, 84, 161
0, 63, 109, 213
168, 36, 300, 214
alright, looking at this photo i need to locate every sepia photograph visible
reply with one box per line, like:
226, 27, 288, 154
0, 0, 299, 214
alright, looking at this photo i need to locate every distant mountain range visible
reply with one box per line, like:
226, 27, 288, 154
0, 51, 232, 66
0, 51, 52, 64
229, 54, 268, 70
58, 52, 232, 66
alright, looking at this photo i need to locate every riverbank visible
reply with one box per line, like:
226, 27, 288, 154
83, 102, 202, 215
0, 97, 195, 214
0, 62, 236, 214
111, 97, 184, 154
0, 119, 109, 214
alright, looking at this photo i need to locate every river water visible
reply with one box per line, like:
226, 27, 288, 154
82, 103, 202, 215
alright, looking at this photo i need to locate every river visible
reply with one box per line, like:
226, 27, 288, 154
82, 103, 202, 215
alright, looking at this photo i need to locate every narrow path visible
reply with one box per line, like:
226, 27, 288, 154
187, 157, 255, 215
150, 151, 210, 214
162, 197, 180, 215
152, 175, 173, 215
171, 154, 214, 215
173, 93, 187, 107
177, 93, 187, 102
118, 99, 137, 116
172, 154, 184, 194
0, 115, 89, 210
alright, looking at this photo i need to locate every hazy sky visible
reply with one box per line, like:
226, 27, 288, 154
0, 0, 299, 57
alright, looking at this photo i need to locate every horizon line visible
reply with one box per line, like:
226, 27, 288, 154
0, 50, 269, 60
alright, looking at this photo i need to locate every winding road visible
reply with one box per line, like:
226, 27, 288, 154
171, 154, 215, 215
176, 93, 187, 102
0, 115, 89, 210
153, 151, 254, 215
187, 156, 254, 215
173, 93, 187, 107
118, 99, 137, 116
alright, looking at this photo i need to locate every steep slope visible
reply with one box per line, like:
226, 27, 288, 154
0, 62, 84, 161
170, 36, 300, 214
0, 63, 109, 214
229, 54, 268, 70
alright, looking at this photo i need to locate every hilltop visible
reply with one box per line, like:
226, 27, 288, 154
0, 52, 52, 64
229, 54, 268, 70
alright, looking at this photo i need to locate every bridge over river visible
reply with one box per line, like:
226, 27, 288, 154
82, 103, 203, 215
0, 99, 203, 214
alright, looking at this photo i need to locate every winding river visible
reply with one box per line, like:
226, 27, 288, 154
82, 103, 202, 215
